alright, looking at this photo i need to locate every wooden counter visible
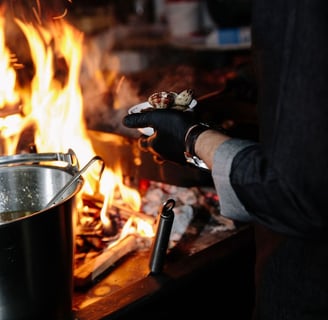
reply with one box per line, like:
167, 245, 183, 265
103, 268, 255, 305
73, 224, 255, 320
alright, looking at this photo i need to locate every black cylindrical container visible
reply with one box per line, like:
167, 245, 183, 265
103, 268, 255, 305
0, 152, 83, 320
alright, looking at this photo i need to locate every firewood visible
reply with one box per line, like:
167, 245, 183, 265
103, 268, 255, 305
74, 234, 140, 287
111, 204, 155, 225
81, 193, 155, 224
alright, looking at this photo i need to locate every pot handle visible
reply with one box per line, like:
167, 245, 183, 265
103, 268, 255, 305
44, 155, 105, 209
0, 148, 79, 170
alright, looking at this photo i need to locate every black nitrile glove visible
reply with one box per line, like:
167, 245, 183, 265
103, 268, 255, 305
123, 109, 197, 165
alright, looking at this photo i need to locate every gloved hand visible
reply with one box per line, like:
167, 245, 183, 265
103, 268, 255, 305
122, 109, 197, 165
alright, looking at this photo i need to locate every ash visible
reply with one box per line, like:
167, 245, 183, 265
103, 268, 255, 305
140, 180, 236, 247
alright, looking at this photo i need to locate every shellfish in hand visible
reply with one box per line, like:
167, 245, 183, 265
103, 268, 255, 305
173, 89, 194, 110
148, 89, 194, 111
147, 91, 176, 109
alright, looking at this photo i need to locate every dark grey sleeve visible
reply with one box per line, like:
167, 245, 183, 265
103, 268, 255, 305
212, 139, 256, 222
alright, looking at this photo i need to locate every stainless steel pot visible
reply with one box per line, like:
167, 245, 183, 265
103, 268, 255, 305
0, 150, 84, 320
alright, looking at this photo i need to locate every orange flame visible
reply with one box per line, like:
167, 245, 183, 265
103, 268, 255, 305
0, 16, 19, 107
0, 10, 147, 233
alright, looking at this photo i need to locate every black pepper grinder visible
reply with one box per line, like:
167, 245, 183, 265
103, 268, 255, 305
149, 199, 175, 274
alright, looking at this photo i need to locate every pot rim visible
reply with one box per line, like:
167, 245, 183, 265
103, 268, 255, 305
0, 158, 84, 226
0, 173, 83, 226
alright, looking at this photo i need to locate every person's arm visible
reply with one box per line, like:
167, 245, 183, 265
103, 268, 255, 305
194, 129, 231, 170
192, 129, 256, 223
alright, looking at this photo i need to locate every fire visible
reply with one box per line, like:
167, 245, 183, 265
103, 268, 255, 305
0, 15, 19, 107
16, 18, 94, 165
0, 9, 148, 234
0, 12, 24, 155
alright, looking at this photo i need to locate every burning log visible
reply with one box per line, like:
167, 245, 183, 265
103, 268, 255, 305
82, 193, 155, 225
74, 234, 142, 287
111, 203, 155, 225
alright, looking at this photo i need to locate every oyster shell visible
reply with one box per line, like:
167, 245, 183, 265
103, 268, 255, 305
174, 89, 194, 107
148, 91, 177, 109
